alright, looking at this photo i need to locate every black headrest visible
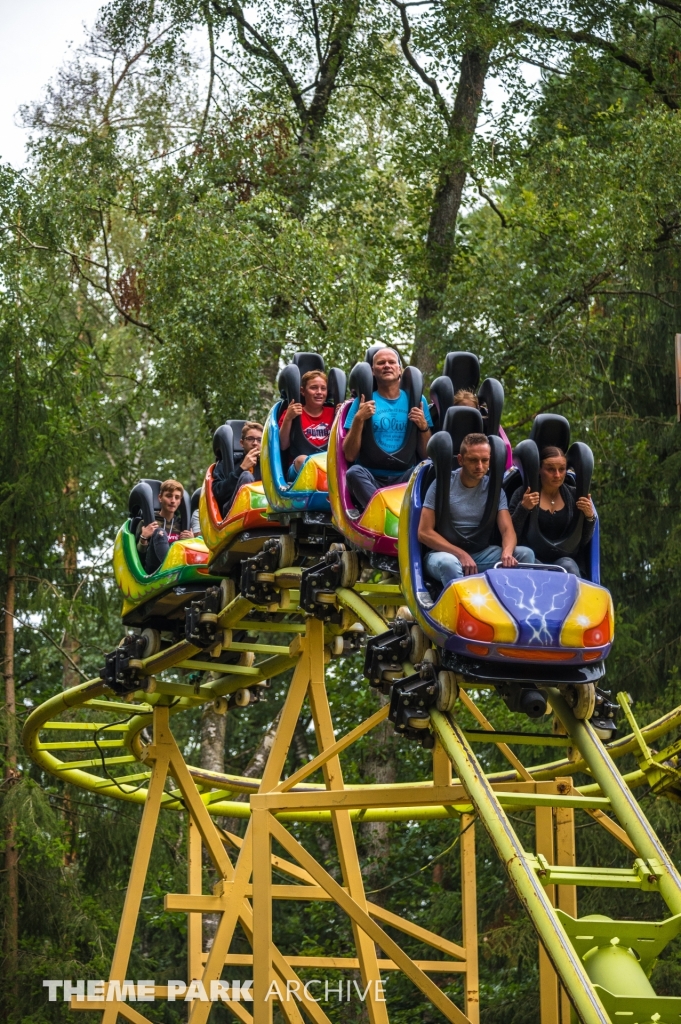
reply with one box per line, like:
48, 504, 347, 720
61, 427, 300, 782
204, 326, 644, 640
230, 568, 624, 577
478, 377, 504, 436
128, 479, 190, 530
349, 361, 375, 400
442, 406, 485, 456
191, 488, 201, 515
128, 479, 161, 525
401, 365, 423, 407
566, 442, 593, 499
278, 364, 301, 403
443, 351, 480, 392
429, 376, 455, 431
231, 419, 249, 459
513, 439, 540, 493
327, 367, 347, 406
213, 422, 244, 476
292, 352, 325, 377
530, 414, 570, 455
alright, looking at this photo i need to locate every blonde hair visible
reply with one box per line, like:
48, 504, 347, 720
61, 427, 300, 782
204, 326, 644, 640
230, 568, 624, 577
159, 478, 184, 496
453, 389, 479, 408
241, 421, 264, 439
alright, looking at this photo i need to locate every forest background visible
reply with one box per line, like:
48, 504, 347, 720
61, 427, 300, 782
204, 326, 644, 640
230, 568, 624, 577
1, 0, 681, 1020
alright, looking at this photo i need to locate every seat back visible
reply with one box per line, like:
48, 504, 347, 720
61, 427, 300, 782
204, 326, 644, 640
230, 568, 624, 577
530, 413, 570, 454
443, 351, 480, 392
327, 367, 347, 406
228, 420, 247, 465
213, 420, 248, 476
348, 359, 422, 407
128, 479, 162, 527
429, 376, 455, 432
349, 361, 374, 400
441, 406, 485, 456
191, 488, 201, 515
292, 351, 325, 377
433, 352, 504, 436
478, 377, 504, 437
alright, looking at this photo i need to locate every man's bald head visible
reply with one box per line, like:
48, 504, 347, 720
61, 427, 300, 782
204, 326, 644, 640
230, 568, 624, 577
372, 347, 402, 391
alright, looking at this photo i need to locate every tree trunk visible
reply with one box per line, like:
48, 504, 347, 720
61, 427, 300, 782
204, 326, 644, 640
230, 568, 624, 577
200, 698, 227, 949
412, 46, 490, 378
361, 698, 397, 905
200, 702, 227, 776
62, 522, 81, 691
3, 538, 19, 1015
220, 707, 284, 837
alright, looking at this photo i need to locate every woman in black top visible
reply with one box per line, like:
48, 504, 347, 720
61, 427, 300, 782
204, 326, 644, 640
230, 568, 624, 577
508, 446, 596, 576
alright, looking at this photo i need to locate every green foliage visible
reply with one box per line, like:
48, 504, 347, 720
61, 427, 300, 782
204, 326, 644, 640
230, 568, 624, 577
4, 0, 681, 1020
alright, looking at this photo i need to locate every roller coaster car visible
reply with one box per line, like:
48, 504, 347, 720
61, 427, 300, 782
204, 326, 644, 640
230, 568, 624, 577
261, 351, 347, 515
328, 347, 424, 562
114, 479, 221, 630
429, 350, 512, 469
397, 412, 614, 716
199, 420, 284, 576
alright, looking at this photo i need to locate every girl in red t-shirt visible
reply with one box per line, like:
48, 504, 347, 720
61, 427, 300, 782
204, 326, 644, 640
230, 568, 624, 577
278, 370, 335, 479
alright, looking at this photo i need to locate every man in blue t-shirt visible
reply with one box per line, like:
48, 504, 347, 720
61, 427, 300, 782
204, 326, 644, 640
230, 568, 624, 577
343, 347, 433, 508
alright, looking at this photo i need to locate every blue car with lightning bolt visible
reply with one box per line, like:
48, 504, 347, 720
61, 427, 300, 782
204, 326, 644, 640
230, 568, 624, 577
397, 407, 615, 724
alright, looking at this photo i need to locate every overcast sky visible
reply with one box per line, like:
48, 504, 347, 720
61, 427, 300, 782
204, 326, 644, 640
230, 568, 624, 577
0, 0, 103, 167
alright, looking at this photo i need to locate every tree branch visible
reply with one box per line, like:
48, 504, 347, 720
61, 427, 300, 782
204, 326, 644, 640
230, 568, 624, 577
4, 608, 89, 681
472, 178, 507, 227
504, 395, 575, 431
212, 0, 306, 119
509, 17, 679, 110
390, 0, 450, 122
310, 0, 324, 67
198, 1, 216, 143
649, 0, 681, 13
96, 202, 158, 334
593, 288, 675, 307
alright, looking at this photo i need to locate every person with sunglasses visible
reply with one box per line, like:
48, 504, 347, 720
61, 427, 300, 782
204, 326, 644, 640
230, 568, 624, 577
212, 421, 264, 517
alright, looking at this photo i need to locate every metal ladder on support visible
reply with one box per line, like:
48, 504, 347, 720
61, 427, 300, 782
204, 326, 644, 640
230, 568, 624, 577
431, 687, 681, 1024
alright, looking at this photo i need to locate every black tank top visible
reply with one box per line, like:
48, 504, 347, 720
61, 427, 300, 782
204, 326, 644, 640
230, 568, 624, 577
538, 504, 570, 542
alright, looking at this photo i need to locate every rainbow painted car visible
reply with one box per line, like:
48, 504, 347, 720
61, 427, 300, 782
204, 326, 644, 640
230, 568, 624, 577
199, 463, 283, 576
261, 353, 346, 515
398, 460, 614, 691
115, 480, 221, 630
261, 416, 331, 514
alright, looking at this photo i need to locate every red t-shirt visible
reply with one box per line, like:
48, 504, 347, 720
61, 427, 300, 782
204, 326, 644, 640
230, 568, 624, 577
278, 406, 335, 448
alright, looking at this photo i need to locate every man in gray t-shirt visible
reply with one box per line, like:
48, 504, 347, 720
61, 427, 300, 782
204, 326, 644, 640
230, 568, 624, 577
418, 433, 535, 585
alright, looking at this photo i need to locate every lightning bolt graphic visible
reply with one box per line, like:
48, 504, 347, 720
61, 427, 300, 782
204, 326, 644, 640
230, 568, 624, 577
491, 571, 575, 647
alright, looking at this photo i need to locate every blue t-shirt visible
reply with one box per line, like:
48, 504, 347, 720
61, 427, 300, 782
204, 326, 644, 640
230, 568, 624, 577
344, 391, 433, 478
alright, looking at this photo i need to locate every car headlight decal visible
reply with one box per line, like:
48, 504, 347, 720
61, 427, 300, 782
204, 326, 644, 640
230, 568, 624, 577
560, 582, 614, 648
454, 577, 518, 643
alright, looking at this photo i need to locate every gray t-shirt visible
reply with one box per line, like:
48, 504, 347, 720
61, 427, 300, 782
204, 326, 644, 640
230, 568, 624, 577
423, 469, 507, 546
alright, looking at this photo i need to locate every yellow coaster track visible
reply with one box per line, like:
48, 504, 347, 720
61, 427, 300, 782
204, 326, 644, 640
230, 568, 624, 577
22, 577, 681, 1023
